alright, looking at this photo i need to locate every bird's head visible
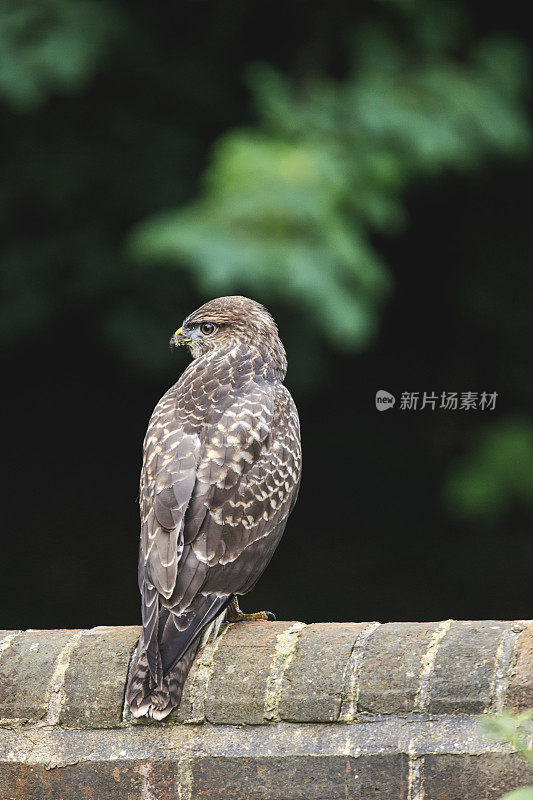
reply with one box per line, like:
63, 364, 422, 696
170, 295, 287, 376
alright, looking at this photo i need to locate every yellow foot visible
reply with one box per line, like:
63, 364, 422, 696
226, 596, 276, 623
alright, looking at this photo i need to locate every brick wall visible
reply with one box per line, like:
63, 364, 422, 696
0, 620, 532, 799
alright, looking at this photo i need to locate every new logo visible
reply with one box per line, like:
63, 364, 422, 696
375, 390, 396, 411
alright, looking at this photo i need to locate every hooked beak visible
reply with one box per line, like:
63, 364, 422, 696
169, 326, 192, 348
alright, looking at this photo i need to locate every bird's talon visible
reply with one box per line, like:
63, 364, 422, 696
226, 597, 276, 623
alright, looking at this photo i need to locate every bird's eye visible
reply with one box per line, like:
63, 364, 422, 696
200, 322, 216, 336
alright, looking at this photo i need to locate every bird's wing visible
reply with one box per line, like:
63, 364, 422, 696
199, 382, 301, 596
138, 384, 202, 684
138, 380, 301, 683
137, 377, 269, 680
153, 380, 277, 675
175, 385, 301, 601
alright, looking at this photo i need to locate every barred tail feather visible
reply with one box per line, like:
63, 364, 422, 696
126, 637, 201, 720
126, 595, 230, 720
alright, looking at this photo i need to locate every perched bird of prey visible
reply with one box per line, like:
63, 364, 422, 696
126, 296, 301, 719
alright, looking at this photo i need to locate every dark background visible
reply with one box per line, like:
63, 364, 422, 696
2, 0, 532, 630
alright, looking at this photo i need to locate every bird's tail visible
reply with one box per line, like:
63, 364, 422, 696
125, 610, 228, 720
126, 635, 201, 721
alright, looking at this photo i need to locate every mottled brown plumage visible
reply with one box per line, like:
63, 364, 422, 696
126, 296, 301, 719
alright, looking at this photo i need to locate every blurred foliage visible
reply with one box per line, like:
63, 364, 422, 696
482, 710, 533, 799
0, 0, 532, 523
0, 0, 119, 110
0, 0, 530, 365
131, 1, 530, 350
1, 0, 533, 624
444, 417, 533, 522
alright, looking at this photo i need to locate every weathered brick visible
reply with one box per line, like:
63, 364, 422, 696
357, 622, 442, 714
0, 760, 178, 800
0, 755, 409, 800
0, 630, 81, 724
507, 622, 533, 711
1, 620, 532, 800
423, 753, 533, 800
60, 626, 140, 728
428, 621, 513, 714
191, 754, 409, 800
278, 622, 370, 722
205, 621, 302, 725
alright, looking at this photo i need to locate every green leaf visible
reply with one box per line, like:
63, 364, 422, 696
0, 0, 121, 110
498, 789, 533, 800
130, 3, 531, 356
444, 419, 533, 522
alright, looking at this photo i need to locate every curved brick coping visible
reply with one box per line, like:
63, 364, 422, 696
0, 620, 531, 728
1, 620, 532, 799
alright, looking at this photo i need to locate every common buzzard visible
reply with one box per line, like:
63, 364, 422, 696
126, 296, 301, 719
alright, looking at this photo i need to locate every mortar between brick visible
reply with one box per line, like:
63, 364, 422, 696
176, 755, 193, 800
489, 621, 529, 714
122, 640, 141, 722
138, 761, 158, 800
188, 623, 230, 723
413, 620, 453, 713
407, 737, 425, 800
0, 632, 22, 655
41, 630, 84, 727
263, 622, 306, 723
338, 621, 380, 722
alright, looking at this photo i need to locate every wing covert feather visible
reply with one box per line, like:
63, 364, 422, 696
137, 372, 301, 687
